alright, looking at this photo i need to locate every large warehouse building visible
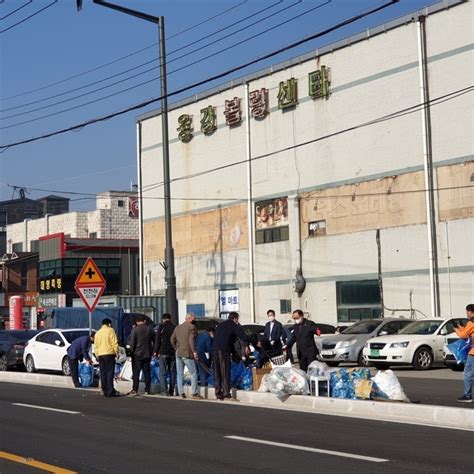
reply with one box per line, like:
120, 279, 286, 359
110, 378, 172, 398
137, 0, 473, 325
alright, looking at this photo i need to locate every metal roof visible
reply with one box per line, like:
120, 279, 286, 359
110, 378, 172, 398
137, 0, 465, 123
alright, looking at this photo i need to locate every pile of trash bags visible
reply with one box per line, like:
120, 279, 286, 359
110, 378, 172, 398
266, 361, 309, 397
326, 364, 409, 402
258, 360, 409, 402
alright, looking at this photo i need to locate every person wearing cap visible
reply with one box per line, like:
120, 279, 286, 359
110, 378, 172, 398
195, 327, 215, 387
94, 318, 120, 397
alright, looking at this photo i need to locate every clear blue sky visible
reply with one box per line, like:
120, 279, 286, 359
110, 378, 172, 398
1, 0, 439, 210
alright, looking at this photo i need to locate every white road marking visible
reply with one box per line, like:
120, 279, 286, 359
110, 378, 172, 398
225, 435, 389, 463
12, 403, 80, 415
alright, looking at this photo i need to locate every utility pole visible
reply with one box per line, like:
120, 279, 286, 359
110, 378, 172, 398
77, 1, 178, 323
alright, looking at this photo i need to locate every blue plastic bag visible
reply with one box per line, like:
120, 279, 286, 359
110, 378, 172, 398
151, 357, 160, 384
239, 366, 253, 391
329, 368, 355, 399
114, 363, 123, 378
79, 362, 94, 388
448, 338, 472, 365
231, 362, 245, 388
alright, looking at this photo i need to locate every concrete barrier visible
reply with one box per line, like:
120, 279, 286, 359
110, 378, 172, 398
1, 371, 472, 431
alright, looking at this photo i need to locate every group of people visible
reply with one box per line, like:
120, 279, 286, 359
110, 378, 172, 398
65, 305, 474, 404
65, 308, 323, 399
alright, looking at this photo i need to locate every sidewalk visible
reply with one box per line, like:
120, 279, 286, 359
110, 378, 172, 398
1, 371, 472, 431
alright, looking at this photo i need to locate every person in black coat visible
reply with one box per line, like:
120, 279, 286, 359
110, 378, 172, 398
153, 313, 177, 396
284, 309, 318, 371
263, 309, 286, 352
129, 315, 154, 395
213, 312, 254, 400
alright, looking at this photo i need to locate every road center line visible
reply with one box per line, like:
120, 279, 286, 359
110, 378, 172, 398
0, 451, 77, 473
225, 435, 389, 463
12, 403, 81, 415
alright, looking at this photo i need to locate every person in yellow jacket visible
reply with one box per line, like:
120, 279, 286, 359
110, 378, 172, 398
95, 318, 120, 397
455, 304, 474, 403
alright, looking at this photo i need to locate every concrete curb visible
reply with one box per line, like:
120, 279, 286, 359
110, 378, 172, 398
1, 372, 472, 431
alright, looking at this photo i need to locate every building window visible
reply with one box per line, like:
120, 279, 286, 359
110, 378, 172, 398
24, 212, 38, 220
0, 211, 7, 227
308, 219, 326, 237
255, 197, 289, 245
255, 226, 289, 245
280, 299, 292, 314
89, 232, 97, 239
117, 200, 124, 207
12, 243, 23, 253
336, 280, 382, 322
30, 240, 40, 252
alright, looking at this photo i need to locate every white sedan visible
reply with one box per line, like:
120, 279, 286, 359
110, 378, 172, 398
362, 318, 467, 370
24, 328, 95, 376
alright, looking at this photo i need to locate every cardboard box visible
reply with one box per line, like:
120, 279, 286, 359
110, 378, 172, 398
252, 367, 272, 391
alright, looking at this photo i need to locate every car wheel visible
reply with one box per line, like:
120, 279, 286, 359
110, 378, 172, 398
62, 357, 71, 376
25, 355, 36, 373
357, 351, 368, 367
326, 361, 339, 367
449, 364, 464, 372
0, 354, 8, 371
413, 346, 433, 370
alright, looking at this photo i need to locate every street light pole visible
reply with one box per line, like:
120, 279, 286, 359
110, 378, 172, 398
77, 1, 178, 323
157, 16, 179, 324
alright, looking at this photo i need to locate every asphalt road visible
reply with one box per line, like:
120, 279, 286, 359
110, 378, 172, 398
0, 382, 472, 474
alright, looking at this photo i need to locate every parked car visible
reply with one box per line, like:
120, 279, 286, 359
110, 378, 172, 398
0, 330, 39, 371
362, 317, 468, 370
23, 328, 96, 376
318, 318, 412, 367
443, 332, 465, 371
195, 317, 222, 334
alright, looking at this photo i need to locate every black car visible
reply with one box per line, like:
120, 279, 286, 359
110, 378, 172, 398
0, 330, 39, 371
195, 317, 222, 334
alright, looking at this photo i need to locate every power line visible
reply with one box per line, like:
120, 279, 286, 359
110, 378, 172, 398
0, 0, 316, 128
0, 0, 56, 34
0, 0, 298, 118
0, 0, 399, 151
0, 0, 32, 21
7, 85, 471, 200
1, 0, 249, 102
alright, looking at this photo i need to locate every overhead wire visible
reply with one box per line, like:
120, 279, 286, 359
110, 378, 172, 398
0, 0, 299, 118
0, 0, 396, 146
140, 85, 474, 194
0, 0, 315, 127
0, 0, 57, 34
1, 0, 249, 101
7, 84, 472, 201
0, 0, 32, 21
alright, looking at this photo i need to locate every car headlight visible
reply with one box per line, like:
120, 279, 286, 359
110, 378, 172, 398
389, 341, 409, 348
338, 339, 357, 348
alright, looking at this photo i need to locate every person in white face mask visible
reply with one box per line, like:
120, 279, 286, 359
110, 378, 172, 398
263, 309, 286, 353
283, 309, 319, 371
